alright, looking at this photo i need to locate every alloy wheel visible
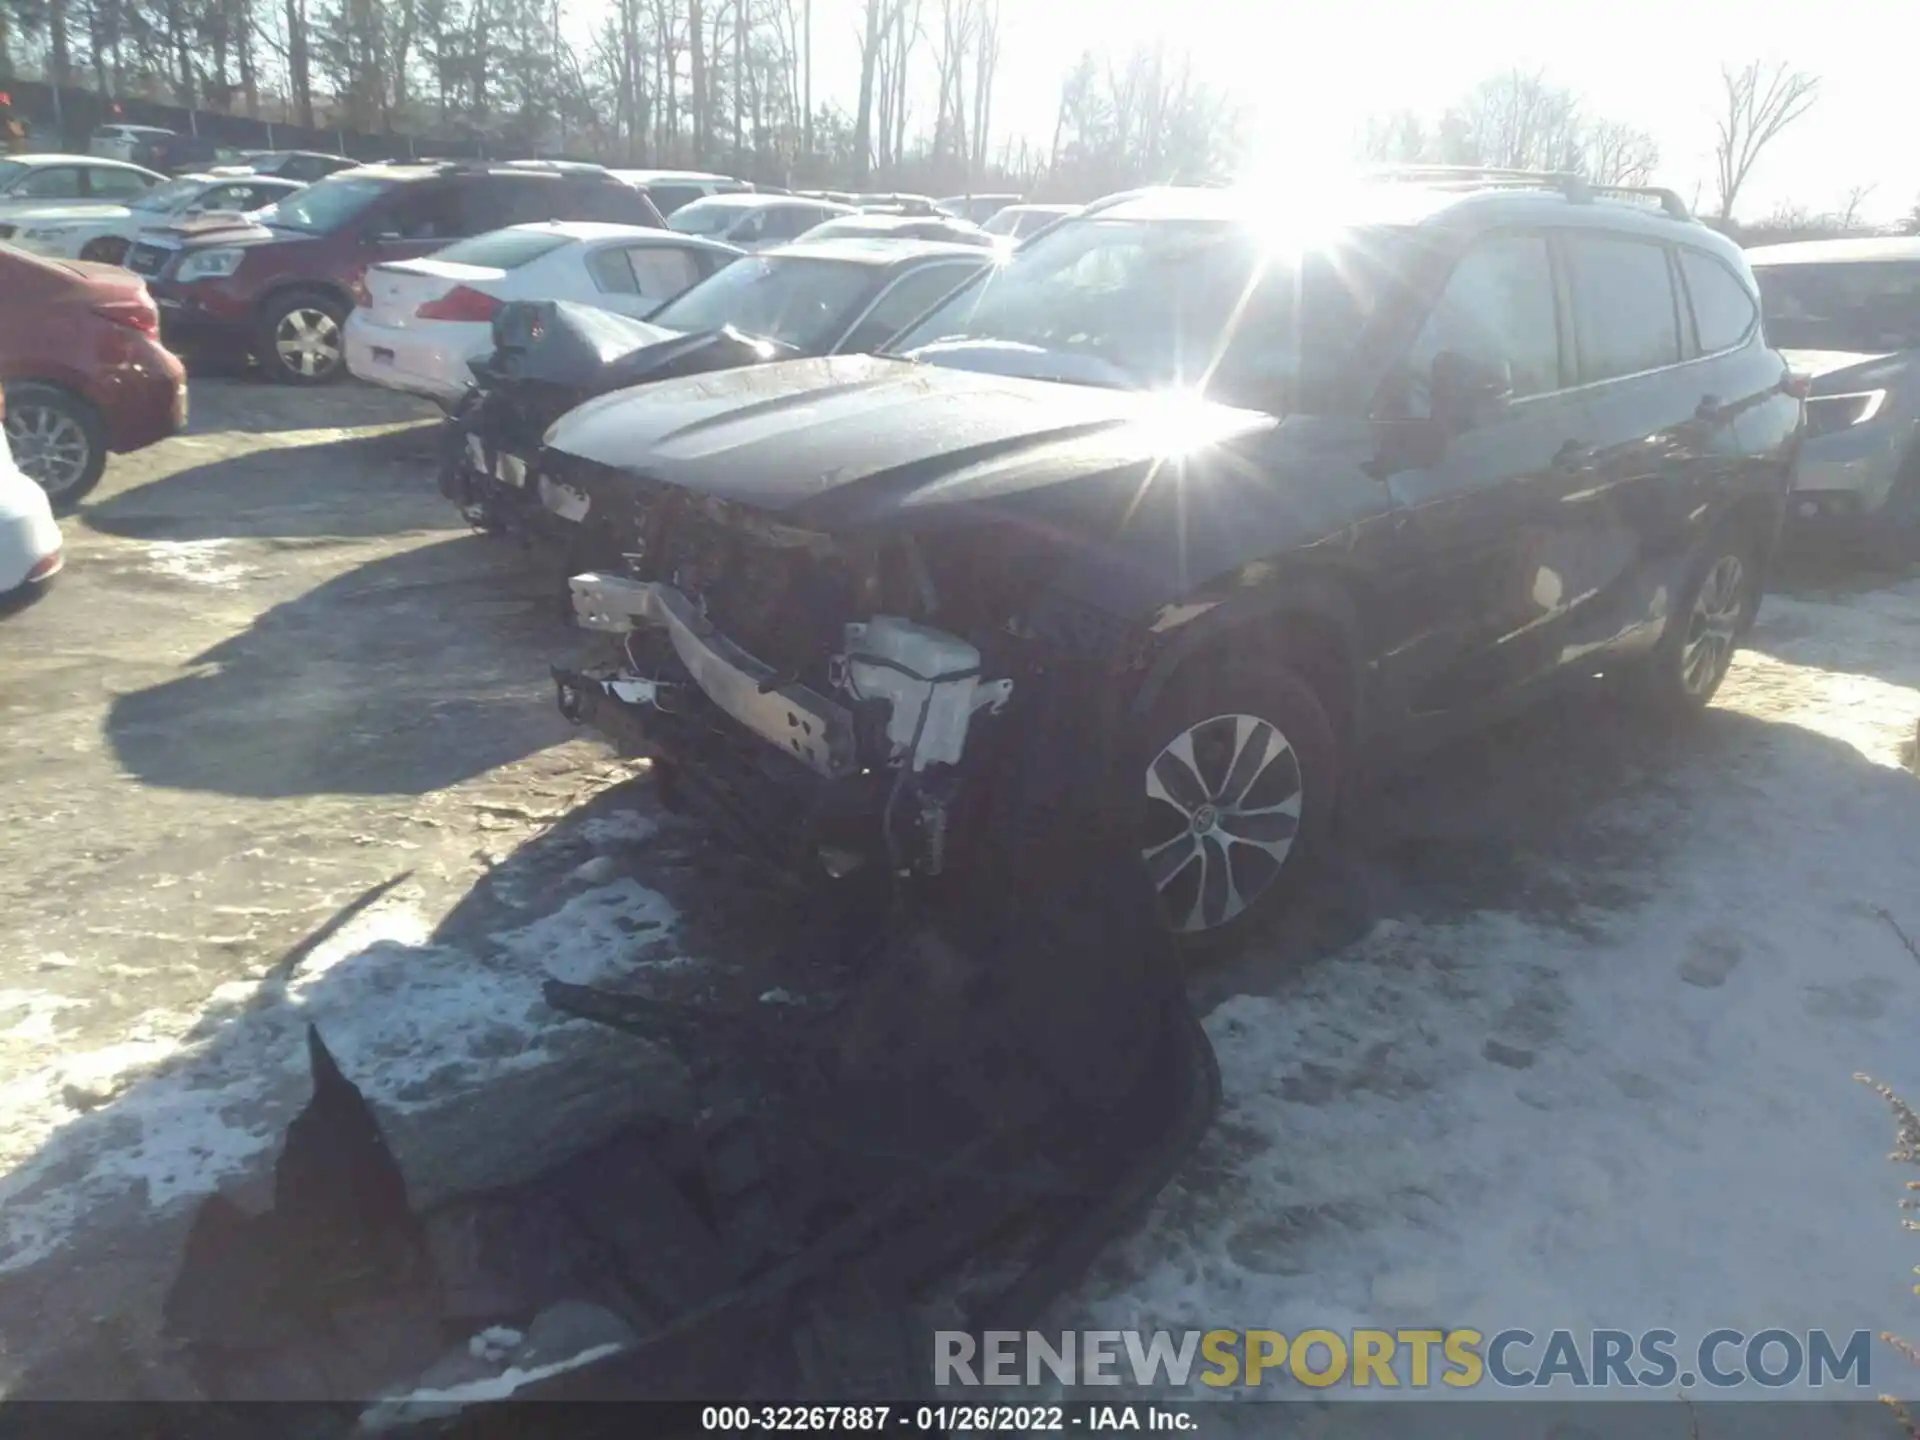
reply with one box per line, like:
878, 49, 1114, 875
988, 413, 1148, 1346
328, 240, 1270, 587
1680, 554, 1745, 698
1141, 712, 1304, 934
275, 307, 343, 379
5, 403, 92, 501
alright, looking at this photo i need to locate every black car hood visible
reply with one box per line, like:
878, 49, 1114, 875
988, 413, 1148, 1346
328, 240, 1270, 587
543, 353, 1279, 532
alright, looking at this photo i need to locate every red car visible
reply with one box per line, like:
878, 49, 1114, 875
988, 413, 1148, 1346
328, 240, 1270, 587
132, 160, 667, 385
0, 244, 187, 506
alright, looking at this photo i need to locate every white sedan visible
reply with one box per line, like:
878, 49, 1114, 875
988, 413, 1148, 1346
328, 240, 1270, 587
344, 223, 741, 408
0, 397, 63, 605
6, 172, 306, 264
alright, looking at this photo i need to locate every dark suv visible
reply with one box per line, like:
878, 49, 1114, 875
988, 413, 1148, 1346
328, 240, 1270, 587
544, 171, 1803, 945
132, 161, 667, 384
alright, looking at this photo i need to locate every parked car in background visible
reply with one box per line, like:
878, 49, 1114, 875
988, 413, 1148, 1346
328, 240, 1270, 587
1748, 236, 1920, 552
797, 212, 996, 247
979, 202, 1079, 240
130, 160, 668, 384
442, 236, 993, 539
611, 169, 749, 217
0, 156, 164, 236
8, 171, 305, 263
939, 193, 1021, 225
346, 222, 739, 407
0, 244, 187, 506
853, 192, 945, 216
234, 151, 358, 183
88, 124, 177, 163
666, 193, 855, 251
545, 176, 1802, 944
0, 392, 63, 604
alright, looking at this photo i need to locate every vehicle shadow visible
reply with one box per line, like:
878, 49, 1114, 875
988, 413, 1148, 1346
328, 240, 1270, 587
84, 424, 451, 543
176, 366, 439, 435
11, 673, 1920, 1405
104, 531, 585, 798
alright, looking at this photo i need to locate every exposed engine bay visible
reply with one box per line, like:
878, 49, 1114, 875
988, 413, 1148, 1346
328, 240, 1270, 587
551, 466, 1056, 880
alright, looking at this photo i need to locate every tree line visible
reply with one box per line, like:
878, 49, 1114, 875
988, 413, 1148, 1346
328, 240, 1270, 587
0, 6, 1855, 225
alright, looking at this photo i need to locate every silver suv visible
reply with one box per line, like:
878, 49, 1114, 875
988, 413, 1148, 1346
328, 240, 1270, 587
1749, 237, 1920, 549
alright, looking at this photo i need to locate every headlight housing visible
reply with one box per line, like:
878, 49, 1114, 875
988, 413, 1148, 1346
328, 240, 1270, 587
176, 247, 245, 282
1805, 390, 1887, 438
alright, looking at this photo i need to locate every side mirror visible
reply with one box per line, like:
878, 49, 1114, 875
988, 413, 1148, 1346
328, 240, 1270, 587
1430, 349, 1512, 432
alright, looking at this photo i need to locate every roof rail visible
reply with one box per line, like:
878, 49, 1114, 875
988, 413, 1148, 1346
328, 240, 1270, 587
1364, 164, 1692, 220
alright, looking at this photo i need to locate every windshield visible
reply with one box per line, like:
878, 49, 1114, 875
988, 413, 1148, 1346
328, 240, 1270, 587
666, 201, 746, 237
648, 255, 880, 350
1755, 262, 1920, 353
0, 161, 26, 192
891, 215, 1416, 409
980, 209, 1024, 236
132, 177, 205, 213
256, 176, 393, 234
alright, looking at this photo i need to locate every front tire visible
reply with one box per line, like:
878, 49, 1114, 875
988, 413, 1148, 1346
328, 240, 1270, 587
256, 290, 348, 385
1130, 654, 1338, 950
3, 381, 107, 508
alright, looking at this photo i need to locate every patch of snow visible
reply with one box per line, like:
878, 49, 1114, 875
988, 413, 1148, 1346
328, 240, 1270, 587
1073, 582, 1920, 1400
355, 1342, 626, 1431
0, 875, 685, 1273
143, 539, 253, 589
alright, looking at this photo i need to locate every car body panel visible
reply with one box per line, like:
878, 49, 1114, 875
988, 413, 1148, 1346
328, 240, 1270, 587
0, 422, 64, 596
0, 249, 187, 457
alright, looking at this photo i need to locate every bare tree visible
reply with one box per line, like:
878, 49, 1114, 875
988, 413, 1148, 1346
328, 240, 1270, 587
850, 0, 881, 179
1581, 118, 1659, 186
1838, 182, 1875, 231
1712, 59, 1819, 221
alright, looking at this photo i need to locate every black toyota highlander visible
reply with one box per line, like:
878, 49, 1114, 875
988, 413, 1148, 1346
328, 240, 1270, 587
546, 172, 1804, 948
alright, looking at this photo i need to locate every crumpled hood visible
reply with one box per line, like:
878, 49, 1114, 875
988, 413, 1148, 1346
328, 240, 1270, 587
543, 353, 1277, 532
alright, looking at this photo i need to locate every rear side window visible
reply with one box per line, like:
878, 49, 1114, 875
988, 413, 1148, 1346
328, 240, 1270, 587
435, 229, 574, 269
1563, 234, 1681, 383
1678, 249, 1758, 355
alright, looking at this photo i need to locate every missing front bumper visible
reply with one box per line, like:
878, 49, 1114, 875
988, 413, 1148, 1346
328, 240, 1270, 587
566, 572, 859, 780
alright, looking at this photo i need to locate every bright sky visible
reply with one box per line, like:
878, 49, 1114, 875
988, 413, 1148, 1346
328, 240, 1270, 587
793, 0, 1915, 225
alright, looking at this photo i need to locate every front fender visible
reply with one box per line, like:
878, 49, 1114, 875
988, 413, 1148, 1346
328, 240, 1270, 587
1127, 568, 1365, 720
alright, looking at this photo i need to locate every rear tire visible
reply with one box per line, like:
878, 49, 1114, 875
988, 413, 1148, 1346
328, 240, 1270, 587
1630, 529, 1761, 714
256, 289, 348, 385
1127, 652, 1339, 952
3, 381, 107, 509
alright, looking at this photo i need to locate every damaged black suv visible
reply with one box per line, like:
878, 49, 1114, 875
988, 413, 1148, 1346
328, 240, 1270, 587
548, 174, 1802, 944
